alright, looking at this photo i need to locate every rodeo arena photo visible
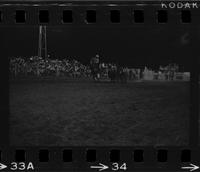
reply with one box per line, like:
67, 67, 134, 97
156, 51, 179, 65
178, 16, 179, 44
8, 26, 191, 146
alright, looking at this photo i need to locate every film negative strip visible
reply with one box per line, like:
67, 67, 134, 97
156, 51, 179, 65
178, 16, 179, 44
0, 0, 199, 171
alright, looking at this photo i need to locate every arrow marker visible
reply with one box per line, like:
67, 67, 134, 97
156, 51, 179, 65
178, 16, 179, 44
0, 163, 7, 170
182, 163, 199, 172
90, 163, 109, 171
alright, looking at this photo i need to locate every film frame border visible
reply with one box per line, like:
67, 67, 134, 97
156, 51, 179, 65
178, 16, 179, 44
0, 1, 199, 171
0, 2, 200, 25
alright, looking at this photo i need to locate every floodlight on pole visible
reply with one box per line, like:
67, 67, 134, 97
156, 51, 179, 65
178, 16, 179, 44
38, 25, 47, 59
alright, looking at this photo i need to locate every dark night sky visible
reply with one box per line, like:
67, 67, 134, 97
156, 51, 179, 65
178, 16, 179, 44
0, 25, 195, 69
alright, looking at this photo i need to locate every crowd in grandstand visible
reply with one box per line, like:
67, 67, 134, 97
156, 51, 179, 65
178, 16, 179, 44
9, 56, 91, 78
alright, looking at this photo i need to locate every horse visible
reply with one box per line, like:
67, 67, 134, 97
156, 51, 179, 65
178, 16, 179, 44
108, 66, 128, 83
90, 63, 100, 81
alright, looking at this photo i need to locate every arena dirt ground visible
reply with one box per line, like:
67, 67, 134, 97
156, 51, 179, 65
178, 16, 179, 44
9, 78, 190, 146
